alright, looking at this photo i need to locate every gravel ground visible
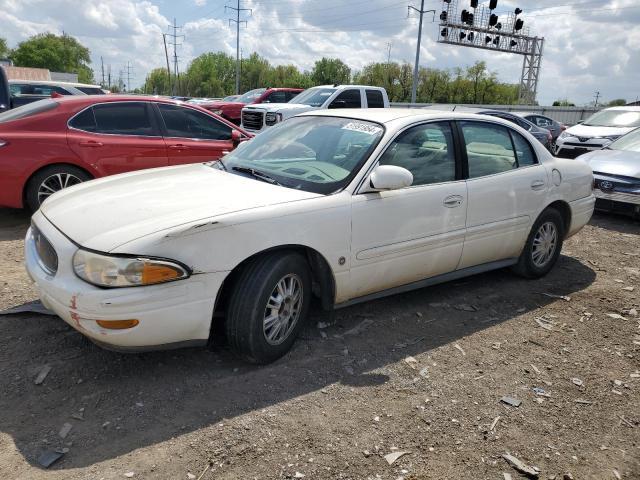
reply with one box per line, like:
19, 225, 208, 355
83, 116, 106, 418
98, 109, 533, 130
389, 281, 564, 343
0, 207, 638, 480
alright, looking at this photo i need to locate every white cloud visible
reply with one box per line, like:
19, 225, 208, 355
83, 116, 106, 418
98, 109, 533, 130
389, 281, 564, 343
0, 0, 637, 105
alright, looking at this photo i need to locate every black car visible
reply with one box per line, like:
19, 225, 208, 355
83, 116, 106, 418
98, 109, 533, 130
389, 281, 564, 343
477, 110, 553, 150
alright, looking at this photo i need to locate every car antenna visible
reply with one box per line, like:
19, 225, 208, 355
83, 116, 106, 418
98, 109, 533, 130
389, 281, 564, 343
333, 83, 339, 87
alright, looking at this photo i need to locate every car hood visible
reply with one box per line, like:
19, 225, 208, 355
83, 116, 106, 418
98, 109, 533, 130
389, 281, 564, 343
40, 164, 321, 252
564, 124, 635, 138
245, 103, 316, 113
579, 149, 640, 178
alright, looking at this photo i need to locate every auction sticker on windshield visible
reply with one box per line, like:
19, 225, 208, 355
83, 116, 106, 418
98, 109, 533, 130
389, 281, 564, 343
342, 122, 383, 135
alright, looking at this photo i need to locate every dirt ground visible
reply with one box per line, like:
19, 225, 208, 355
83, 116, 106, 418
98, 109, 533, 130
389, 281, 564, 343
0, 207, 638, 480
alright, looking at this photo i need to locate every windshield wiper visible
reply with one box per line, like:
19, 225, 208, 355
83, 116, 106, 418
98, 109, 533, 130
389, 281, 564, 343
232, 166, 283, 186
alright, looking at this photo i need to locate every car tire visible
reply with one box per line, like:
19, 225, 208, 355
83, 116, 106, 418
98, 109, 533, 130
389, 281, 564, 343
512, 208, 565, 279
25, 165, 92, 212
225, 252, 311, 364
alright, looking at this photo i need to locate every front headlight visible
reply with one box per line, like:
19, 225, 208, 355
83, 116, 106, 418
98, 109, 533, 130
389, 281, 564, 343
558, 131, 570, 140
265, 112, 278, 125
73, 249, 190, 288
600, 135, 620, 142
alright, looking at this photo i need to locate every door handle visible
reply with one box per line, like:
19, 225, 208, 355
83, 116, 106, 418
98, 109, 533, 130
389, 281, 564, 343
78, 141, 103, 147
443, 195, 463, 208
531, 180, 546, 190
168, 144, 188, 150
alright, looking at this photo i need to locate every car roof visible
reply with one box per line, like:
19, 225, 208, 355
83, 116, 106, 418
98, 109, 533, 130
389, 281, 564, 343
300, 108, 530, 127
8, 79, 102, 88
314, 84, 385, 90
52, 95, 193, 107
601, 106, 640, 111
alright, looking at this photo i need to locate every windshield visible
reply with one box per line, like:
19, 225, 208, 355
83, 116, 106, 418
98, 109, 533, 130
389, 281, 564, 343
236, 88, 266, 103
220, 116, 384, 194
582, 109, 640, 128
291, 88, 336, 107
0, 99, 58, 123
609, 127, 640, 153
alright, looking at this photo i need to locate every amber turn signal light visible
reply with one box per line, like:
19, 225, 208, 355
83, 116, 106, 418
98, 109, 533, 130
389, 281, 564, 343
96, 319, 140, 330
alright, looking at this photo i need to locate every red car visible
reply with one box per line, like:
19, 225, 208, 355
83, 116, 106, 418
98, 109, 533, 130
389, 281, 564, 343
0, 95, 251, 211
200, 87, 303, 124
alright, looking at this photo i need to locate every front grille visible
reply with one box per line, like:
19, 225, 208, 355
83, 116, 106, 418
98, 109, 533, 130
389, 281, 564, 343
242, 110, 264, 130
32, 224, 58, 276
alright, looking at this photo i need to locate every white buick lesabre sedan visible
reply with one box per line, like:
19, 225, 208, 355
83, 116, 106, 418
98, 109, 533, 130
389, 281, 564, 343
25, 109, 595, 363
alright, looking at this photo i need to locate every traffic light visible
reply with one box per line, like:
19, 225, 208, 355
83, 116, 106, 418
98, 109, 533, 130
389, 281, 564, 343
489, 0, 498, 9
440, 10, 447, 21
514, 18, 524, 31
515, 8, 522, 15
493, 35, 500, 45
471, 0, 478, 8
468, 32, 475, 42
489, 14, 498, 26
510, 40, 518, 47
485, 35, 492, 43
459, 31, 466, 40
441, 28, 448, 37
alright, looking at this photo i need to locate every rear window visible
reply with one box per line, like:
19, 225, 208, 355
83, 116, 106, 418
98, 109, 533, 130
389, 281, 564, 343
0, 99, 59, 123
366, 89, 385, 108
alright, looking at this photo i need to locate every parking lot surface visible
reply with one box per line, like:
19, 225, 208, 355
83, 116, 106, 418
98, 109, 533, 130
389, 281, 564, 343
0, 208, 638, 479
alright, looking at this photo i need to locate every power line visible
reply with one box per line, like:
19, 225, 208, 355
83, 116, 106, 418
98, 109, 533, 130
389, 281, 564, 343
226, 1, 252, 95
167, 18, 184, 95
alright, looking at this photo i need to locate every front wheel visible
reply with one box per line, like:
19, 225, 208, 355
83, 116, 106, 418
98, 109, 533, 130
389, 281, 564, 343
512, 208, 565, 279
225, 252, 311, 364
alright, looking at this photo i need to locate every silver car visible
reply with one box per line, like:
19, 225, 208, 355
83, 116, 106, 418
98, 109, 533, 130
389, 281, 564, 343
578, 127, 640, 218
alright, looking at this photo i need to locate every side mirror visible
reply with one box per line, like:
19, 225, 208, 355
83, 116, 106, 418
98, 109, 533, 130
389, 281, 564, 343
365, 165, 413, 192
328, 99, 347, 109
577, 120, 584, 124
231, 129, 242, 147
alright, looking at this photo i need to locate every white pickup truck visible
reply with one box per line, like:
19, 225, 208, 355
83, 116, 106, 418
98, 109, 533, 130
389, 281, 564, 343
240, 84, 389, 133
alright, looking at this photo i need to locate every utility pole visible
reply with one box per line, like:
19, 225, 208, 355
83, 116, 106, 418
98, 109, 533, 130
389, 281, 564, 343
385, 42, 392, 91
594, 91, 600, 107
125, 62, 134, 93
166, 18, 184, 95
408, 1, 435, 104
162, 33, 171, 83
101, 57, 105, 87
107, 64, 111, 89
226, 1, 251, 95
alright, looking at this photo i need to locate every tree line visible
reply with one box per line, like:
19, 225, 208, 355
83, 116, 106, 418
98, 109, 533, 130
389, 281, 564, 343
143, 52, 522, 104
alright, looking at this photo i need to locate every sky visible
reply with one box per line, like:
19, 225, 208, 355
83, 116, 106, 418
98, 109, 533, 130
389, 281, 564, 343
0, 0, 638, 105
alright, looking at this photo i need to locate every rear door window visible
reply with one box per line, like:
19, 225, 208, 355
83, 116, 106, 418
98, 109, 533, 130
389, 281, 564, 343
366, 89, 385, 108
459, 121, 517, 178
0, 99, 59, 123
90, 102, 157, 136
158, 104, 232, 140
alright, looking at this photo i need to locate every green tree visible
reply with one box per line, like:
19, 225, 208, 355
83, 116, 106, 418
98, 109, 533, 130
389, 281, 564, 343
311, 57, 350, 85
182, 52, 235, 97
11, 33, 94, 82
143, 68, 172, 95
608, 98, 626, 106
0, 37, 9, 58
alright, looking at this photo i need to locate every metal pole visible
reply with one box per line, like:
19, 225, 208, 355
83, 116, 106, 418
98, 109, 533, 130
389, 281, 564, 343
235, 0, 240, 94
163, 33, 171, 94
173, 18, 178, 95
410, 0, 425, 104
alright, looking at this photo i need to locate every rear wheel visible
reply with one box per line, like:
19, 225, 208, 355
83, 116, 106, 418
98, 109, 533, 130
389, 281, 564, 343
225, 252, 311, 364
25, 165, 92, 212
512, 208, 564, 279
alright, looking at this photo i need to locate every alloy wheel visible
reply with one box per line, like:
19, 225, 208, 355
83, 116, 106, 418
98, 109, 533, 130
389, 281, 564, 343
531, 221, 558, 267
37, 173, 84, 205
263, 273, 303, 345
